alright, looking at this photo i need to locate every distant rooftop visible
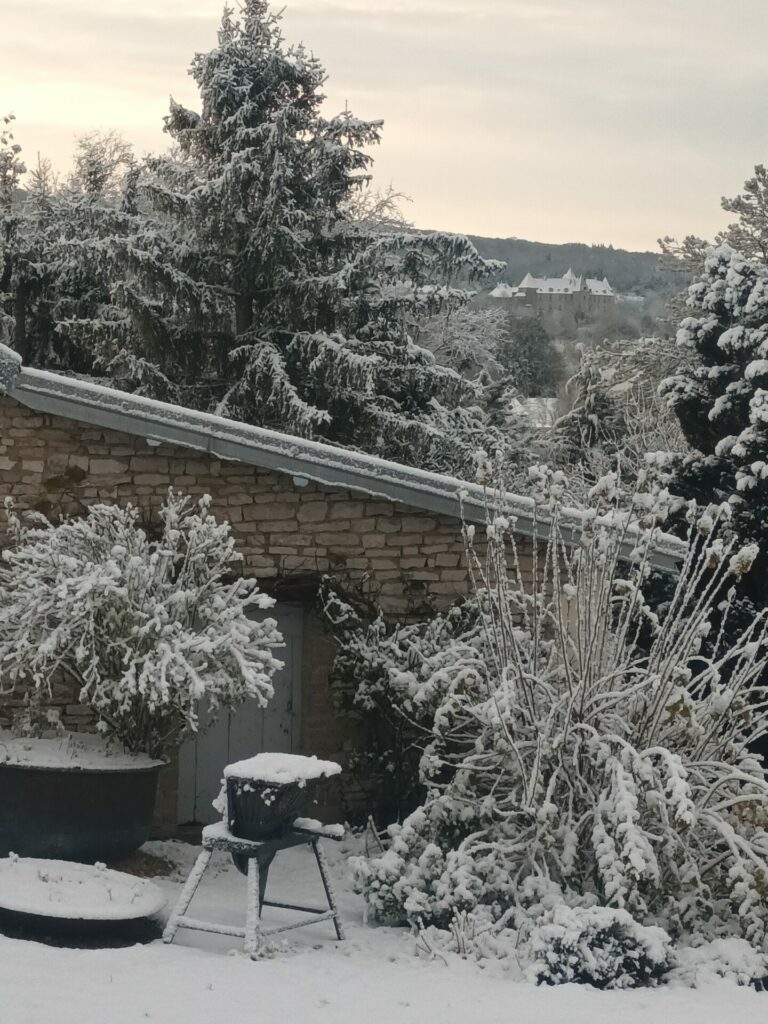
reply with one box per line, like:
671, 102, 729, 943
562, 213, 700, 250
489, 269, 615, 299
517, 268, 614, 296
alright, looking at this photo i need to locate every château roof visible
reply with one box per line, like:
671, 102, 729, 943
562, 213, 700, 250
516, 270, 614, 296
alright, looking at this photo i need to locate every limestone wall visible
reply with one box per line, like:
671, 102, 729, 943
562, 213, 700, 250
0, 394, 534, 830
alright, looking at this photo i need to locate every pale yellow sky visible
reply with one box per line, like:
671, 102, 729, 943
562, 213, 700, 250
2, 0, 767, 251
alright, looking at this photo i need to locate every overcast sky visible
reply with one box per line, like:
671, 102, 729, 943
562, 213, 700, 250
2, 0, 767, 251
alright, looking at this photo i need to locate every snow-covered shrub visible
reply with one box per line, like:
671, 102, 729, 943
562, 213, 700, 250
546, 338, 690, 502
320, 579, 488, 822
350, 467, 768, 956
0, 491, 283, 757
414, 905, 521, 966
527, 905, 672, 989
667, 938, 768, 989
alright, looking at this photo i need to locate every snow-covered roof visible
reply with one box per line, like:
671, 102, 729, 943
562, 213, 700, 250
489, 282, 518, 298
0, 346, 683, 569
585, 277, 614, 296
516, 270, 615, 297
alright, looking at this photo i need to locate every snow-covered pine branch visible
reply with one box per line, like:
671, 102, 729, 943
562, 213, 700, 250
30, 1, 508, 477
660, 244, 768, 624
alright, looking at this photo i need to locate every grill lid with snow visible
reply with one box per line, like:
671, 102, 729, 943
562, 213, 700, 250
223, 752, 341, 785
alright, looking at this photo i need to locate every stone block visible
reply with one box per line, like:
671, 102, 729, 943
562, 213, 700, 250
243, 504, 298, 522
376, 518, 401, 533
134, 474, 171, 486
400, 556, 427, 569
399, 516, 436, 532
313, 532, 360, 547
90, 458, 129, 475
434, 553, 461, 567
369, 557, 399, 570
269, 533, 311, 547
297, 502, 328, 523
385, 533, 424, 547
131, 456, 169, 473
329, 502, 365, 519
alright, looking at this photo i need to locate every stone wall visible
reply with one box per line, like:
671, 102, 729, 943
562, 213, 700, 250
0, 394, 506, 614
0, 394, 534, 830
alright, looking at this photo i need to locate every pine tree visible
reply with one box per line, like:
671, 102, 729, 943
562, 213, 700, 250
660, 244, 768, 609
67, 1, 502, 474
0, 114, 44, 362
720, 165, 768, 263
0, 123, 131, 371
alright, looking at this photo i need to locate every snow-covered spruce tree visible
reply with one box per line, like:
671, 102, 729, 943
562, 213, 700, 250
0, 115, 53, 364
0, 491, 282, 758
496, 315, 565, 399
719, 165, 768, 265
418, 306, 507, 381
63, 1, 503, 476
0, 123, 134, 372
349, 468, 768, 954
660, 245, 768, 614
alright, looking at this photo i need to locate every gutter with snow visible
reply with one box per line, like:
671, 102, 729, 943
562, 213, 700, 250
0, 345, 684, 570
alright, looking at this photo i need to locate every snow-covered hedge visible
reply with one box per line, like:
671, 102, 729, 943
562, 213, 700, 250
347, 467, 768, 977
526, 905, 672, 989
0, 491, 283, 757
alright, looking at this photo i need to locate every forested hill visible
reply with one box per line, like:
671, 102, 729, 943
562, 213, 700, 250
467, 235, 677, 297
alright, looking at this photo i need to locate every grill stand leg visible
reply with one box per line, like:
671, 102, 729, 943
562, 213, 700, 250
163, 848, 212, 944
244, 856, 263, 959
312, 839, 345, 941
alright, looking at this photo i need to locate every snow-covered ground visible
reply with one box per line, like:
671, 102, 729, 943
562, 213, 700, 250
1, 837, 764, 1024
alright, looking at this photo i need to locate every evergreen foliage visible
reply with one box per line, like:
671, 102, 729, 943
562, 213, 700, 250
497, 315, 564, 398
660, 245, 768, 609
56, 1, 503, 475
0, 121, 130, 371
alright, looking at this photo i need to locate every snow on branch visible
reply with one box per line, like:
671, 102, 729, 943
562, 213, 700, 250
0, 491, 283, 758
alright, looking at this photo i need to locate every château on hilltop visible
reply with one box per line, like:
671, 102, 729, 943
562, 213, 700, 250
490, 268, 616, 314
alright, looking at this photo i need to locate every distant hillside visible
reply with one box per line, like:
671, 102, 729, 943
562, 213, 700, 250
467, 235, 678, 298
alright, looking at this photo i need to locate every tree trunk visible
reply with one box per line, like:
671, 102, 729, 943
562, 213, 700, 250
13, 281, 29, 362
235, 291, 254, 338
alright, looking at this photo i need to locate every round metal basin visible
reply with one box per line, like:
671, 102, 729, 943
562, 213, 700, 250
0, 762, 161, 863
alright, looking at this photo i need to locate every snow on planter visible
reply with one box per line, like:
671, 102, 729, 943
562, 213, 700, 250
223, 753, 341, 786
0, 857, 166, 922
0, 732, 163, 771
223, 754, 342, 841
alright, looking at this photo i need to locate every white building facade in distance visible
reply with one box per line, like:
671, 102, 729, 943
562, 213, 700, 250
490, 268, 615, 315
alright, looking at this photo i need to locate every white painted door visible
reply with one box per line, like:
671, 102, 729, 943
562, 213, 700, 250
177, 604, 303, 826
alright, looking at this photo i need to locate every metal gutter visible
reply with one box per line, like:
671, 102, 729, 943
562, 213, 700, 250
1, 348, 685, 571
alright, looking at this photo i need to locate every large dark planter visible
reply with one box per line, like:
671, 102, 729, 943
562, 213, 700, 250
226, 774, 320, 842
0, 761, 161, 863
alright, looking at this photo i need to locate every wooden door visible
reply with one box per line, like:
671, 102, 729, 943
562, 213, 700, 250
177, 603, 303, 826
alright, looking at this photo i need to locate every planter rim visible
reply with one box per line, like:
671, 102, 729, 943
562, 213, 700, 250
0, 760, 164, 775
